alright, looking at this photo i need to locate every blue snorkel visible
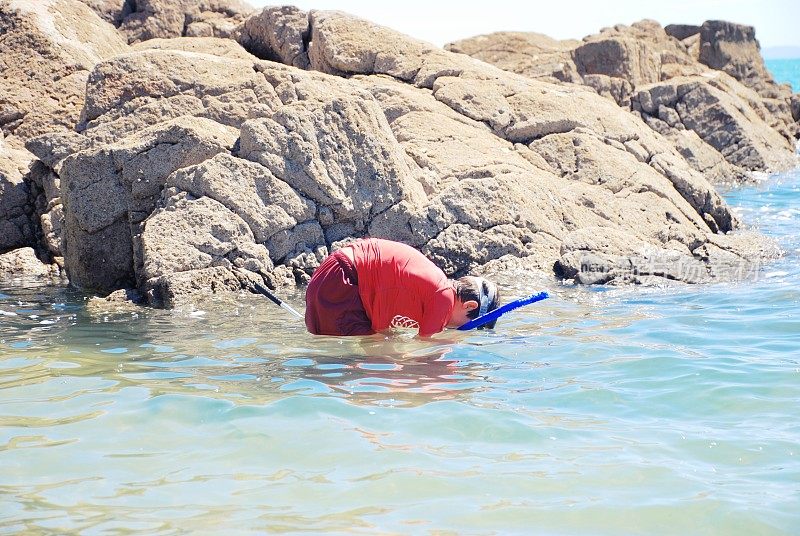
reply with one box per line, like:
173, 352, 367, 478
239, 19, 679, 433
457, 291, 549, 331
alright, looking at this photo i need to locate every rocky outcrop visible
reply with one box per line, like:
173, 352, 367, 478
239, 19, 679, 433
444, 32, 581, 84
448, 19, 799, 178
631, 74, 794, 172
233, 5, 309, 68
0, 0, 128, 146
0, 140, 38, 252
447, 20, 702, 103
0, 247, 62, 280
664, 24, 701, 42
231, 10, 768, 283
78, 0, 254, 43
698, 21, 774, 96
0, 0, 129, 280
573, 20, 701, 89
131, 36, 257, 60
58, 115, 238, 290
1, 2, 789, 303
555, 227, 777, 285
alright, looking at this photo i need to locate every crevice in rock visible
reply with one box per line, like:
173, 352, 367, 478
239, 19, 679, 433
299, 12, 312, 67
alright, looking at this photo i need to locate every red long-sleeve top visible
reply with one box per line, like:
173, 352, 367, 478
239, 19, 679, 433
348, 238, 456, 336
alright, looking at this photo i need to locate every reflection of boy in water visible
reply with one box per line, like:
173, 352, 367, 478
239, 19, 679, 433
305, 238, 500, 336
307, 347, 473, 407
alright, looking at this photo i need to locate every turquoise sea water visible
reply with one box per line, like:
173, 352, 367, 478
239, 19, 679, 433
766, 58, 800, 91
2, 164, 800, 533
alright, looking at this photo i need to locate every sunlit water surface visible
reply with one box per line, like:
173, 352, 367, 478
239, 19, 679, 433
2, 164, 799, 534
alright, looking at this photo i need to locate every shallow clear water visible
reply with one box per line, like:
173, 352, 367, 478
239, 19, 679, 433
2, 166, 800, 534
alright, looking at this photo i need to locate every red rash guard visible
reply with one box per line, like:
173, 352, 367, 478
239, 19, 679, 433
351, 238, 456, 336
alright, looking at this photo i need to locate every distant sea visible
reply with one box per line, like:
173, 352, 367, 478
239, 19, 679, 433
765, 58, 800, 91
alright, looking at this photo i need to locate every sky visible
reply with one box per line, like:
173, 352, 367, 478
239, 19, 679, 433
250, 0, 800, 51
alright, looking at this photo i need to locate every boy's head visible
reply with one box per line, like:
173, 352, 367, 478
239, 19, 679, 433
448, 276, 501, 329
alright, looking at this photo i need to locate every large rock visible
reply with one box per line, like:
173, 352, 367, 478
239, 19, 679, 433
666, 129, 749, 184
238, 79, 427, 227
445, 32, 581, 83
572, 20, 699, 88
0, 142, 37, 252
21, 47, 275, 298
362, 72, 736, 278
80, 49, 280, 137
165, 153, 318, 262
556, 226, 778, 285
448, 18, 798, 178
140, 193, 272, 284
31, 44, 432, 298
555, 227, 711, 285
447, 20, 701, 103
698, 20, 775, 96
632, 75, 796, 171
119, 9, 770, 289
0, 0, 128, 274
233, 5, 310, 68
0, 0, 127, 146
146, 266, 246, 308
59, 116, 238, 291
25, 47, 277, 174
0, 247, 61, 280
96, 0, 254, 44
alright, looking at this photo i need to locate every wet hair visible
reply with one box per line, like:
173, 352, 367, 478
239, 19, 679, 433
455, 276, 501, 328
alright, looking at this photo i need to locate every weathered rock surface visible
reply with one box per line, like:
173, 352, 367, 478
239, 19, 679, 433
0, 0, 130, 279
664, 24, 701, 42
85, 287, 146, 315
448, 19, 799, 177
573, 20, 701, 89
237, 79, 427, 226
80, 49, 279, 134
159, 151, 322, 274
2, 2, 791, 303
233, 5, 309, 68
0, 140, 37, 252
698, 20, 775, 96
79, 0, 254, 44
631, 74, 794, 172
132, 36, 257, 60
0, 0, 128, 146
146, 265, 245, 308
140, 192, 272, 284
59, 115, 238, 291
0, 247, 61, 280
441, 32, 581, 84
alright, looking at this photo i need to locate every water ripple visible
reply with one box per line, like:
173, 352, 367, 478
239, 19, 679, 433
0, 168, 799, 533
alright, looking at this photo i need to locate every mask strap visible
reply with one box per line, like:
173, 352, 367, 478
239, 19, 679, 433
478, 279, 495, 316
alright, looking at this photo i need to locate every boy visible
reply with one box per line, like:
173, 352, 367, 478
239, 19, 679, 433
305, 238, 500, 336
